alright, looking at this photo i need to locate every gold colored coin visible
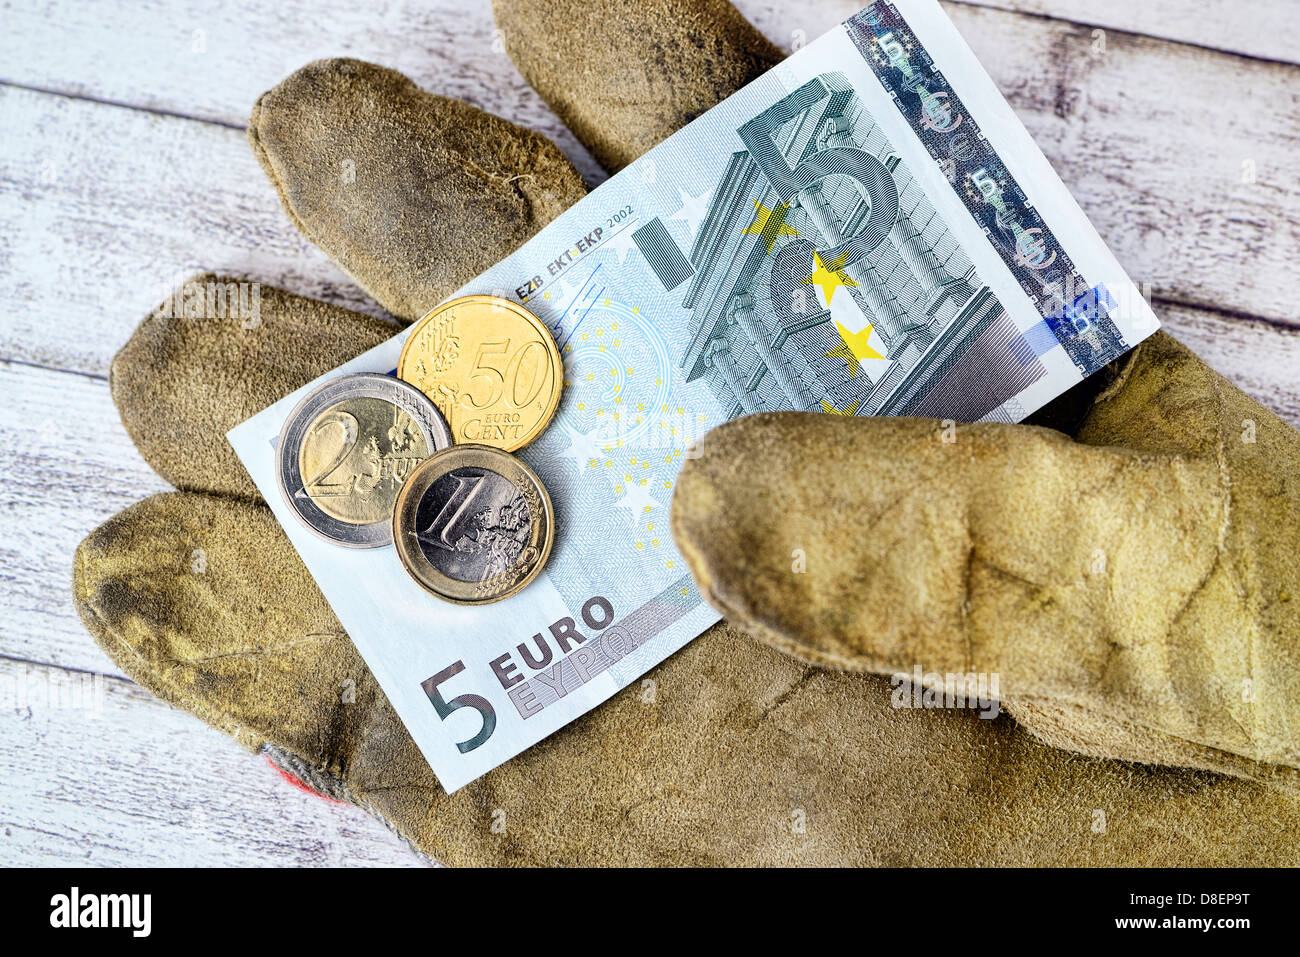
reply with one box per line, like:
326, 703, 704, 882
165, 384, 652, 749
393, 444, 554, 605
298, 396, 430, 525
397, 295, 563, 452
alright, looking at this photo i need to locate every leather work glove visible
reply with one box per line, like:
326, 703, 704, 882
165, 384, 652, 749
672, 340, 1300, 793
73, 0, 1300, 865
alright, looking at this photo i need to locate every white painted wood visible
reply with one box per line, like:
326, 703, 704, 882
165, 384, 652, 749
0, 657, 418, 866
739, 1, 1300, 65
0, 360, 166, 677
0, 85, 382, 378
0, 365, 420, 865
0, 0, 605, 182
2, 0, 1293, 140
954, 0, 1300, 65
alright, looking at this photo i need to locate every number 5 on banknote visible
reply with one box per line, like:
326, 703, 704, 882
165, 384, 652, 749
422, 661, 496, 754
739, 78, 900, 269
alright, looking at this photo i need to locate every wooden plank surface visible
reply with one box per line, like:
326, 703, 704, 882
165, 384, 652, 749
0, 657, 420, 866
0, 361, 165, 678
0, 0, 606, 182
0, 86, 380, 378
956, 0, 1300, 65
0, 360, 423, 864
1, 0, 1297, 868
2, 0, 1293, 133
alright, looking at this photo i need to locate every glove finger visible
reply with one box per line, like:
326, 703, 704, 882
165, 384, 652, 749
249, 58, 588, 321
111, 274, 398, 501
73, 495, 1300, 864
672, 390, 1300, 788
74, 489, 444, 827
492, 0, 783, 172
673, 414, 1217, 686
72, 491, 393, 777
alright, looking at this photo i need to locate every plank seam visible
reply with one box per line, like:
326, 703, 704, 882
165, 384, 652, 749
0, 356, 108, 383
0, 651, 133, 686
1151, 296, 1300, 338
0, 78, 246, 132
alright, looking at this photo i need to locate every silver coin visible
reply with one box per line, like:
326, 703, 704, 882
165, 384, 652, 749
392, 445, 554, 604
277, 373, 452, 547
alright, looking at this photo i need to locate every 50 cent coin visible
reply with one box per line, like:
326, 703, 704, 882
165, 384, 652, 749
397, 295, 563, 452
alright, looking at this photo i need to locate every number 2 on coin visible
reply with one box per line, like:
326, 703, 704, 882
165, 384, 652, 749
302, 410, 359, 497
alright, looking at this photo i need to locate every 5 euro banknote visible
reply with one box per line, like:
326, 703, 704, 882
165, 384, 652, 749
229, 0, 1159, 792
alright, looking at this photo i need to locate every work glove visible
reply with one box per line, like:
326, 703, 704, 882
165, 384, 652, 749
673, 337, 1300, 792
73, 0, 1300, 865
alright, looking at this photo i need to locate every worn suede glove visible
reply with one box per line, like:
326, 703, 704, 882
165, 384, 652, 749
673, 336, 1300, 792
73, 0, 1299, 865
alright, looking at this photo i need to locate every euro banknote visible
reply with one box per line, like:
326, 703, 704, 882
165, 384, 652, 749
229, 0, 1159, 791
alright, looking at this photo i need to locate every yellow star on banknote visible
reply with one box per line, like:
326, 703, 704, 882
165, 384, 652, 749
820, 399, 861, 416
802, 251, 859, 305
826, 321, 885, 379
740, 199, 800, 254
